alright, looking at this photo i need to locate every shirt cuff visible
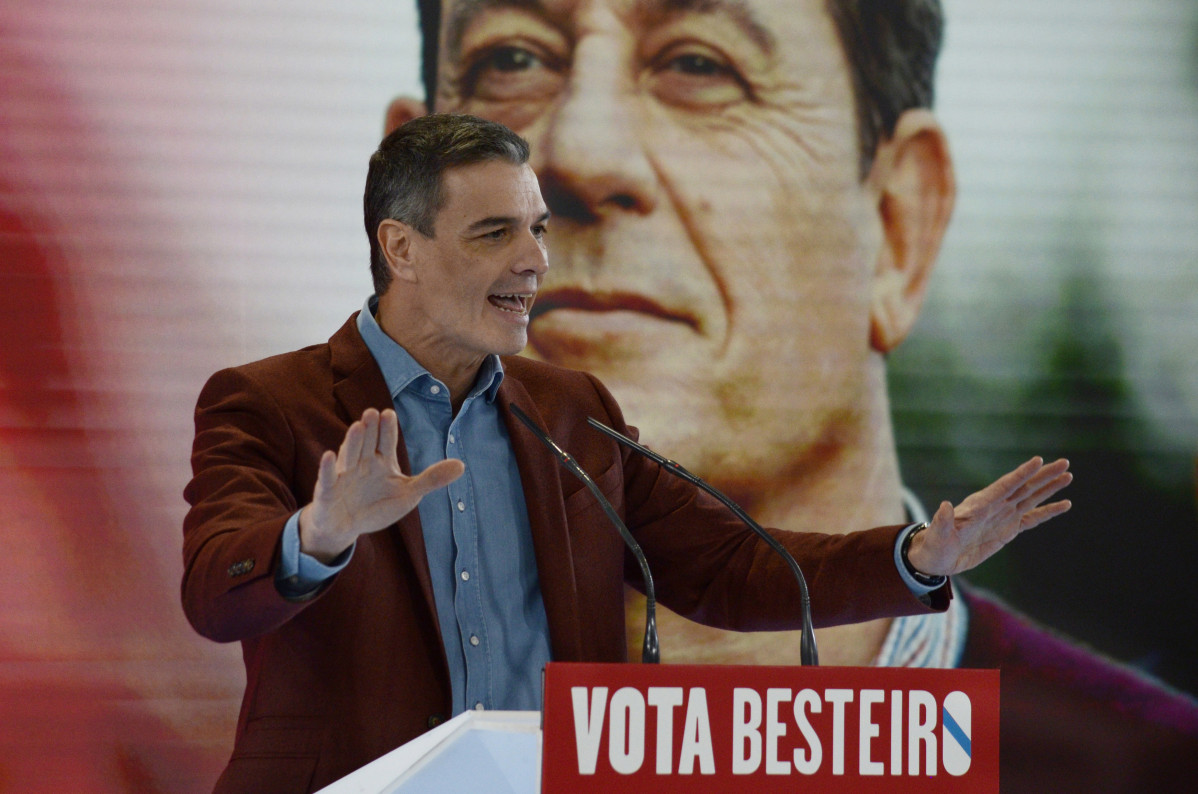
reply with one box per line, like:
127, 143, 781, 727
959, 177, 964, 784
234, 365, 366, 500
894, 522, 948, 596
275, 510, 354, 598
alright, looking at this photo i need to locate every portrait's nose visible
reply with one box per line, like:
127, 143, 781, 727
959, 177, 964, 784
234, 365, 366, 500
535, 38, 658, 223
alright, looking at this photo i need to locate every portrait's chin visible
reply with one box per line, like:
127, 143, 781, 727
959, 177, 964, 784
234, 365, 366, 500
526, 308, 719, 461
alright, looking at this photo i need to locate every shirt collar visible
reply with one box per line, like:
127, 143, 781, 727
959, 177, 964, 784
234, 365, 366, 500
357, 295, 505, 404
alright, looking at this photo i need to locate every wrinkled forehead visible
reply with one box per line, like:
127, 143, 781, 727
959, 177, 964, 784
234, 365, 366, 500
442, 0, 785, 62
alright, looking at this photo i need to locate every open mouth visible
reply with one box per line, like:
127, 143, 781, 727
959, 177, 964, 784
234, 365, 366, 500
530, 287, 698, 330
488, 292, 534, 315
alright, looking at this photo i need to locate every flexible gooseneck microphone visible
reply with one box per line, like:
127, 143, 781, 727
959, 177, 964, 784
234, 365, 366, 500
508, 405, 660, 664
586, 417, 819, 666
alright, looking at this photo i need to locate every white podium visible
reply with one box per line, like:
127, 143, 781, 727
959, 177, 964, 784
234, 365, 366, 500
316, 710, 541, 794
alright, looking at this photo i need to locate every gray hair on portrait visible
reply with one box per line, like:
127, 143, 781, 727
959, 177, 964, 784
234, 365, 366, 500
364, 112, 531, 295
413, 0, 943, 178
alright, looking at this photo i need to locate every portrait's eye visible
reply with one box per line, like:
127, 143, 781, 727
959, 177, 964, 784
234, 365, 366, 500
487, 46, 541, 72
648, 44, 753, 109
460, 43, 565, 103
666, 53, 726, 77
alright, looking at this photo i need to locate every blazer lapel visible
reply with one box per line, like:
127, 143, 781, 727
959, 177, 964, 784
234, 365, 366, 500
328, 314, 443, 649
496, 376, 584, 662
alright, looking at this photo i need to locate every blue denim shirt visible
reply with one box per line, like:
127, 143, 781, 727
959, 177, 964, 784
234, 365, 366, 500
276, 297, 552, 715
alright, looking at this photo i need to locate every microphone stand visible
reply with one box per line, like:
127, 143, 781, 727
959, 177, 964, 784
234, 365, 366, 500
586, 417, 819, 666
509, 405, 660, 664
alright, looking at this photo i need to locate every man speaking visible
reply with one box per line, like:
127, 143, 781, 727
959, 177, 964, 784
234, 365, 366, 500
182, 113, 1070, 792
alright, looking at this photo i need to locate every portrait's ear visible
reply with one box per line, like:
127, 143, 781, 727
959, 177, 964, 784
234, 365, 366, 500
867, 109, 955, 353
385, 97, 427, 136
377, 219, 420, 284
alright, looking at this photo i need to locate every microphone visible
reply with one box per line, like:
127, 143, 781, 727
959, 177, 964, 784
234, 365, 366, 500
508, 405, 660, 664
585, 417, 819, 666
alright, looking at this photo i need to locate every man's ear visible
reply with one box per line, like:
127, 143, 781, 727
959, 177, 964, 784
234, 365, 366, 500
385, 96, 428, 136
867, 109, 955, 353
378, 219, 420, 284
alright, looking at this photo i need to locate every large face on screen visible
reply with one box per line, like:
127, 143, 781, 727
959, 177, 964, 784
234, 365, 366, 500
434, 0, 882, 494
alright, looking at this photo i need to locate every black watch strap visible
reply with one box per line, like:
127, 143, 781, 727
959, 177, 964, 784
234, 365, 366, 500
901, 522, 945, 586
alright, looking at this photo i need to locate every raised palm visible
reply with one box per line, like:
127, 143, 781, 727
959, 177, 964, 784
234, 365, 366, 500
300, 408, 464, 562
908, 456, 1073, 577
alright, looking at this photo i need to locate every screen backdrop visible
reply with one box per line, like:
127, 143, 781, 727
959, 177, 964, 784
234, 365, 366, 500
2, 0, 1195, 790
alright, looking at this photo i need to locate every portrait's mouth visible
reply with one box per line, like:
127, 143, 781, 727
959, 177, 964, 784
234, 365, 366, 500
529, 287, 698, 330
526, 286, 703, 364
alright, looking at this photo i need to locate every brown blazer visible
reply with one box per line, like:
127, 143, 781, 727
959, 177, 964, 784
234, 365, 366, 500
182, 313, 948, 793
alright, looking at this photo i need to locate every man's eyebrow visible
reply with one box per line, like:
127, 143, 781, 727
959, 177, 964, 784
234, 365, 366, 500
464, 210, 552, 234
648, 0, 776, 54
446, 0, 775, 63
447, 0, 547, 64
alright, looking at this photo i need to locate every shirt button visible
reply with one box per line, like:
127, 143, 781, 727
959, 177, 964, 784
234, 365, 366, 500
456, 500, 465, 512
448, 433, 455, 444
469, 634, 480, 646
460, 570, 470, 581
474, 702, 485, 711
430, 384, 441, 395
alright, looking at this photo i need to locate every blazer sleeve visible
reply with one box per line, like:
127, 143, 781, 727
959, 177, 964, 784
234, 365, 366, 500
181, 366, 325, 642
580, 372, 951, 633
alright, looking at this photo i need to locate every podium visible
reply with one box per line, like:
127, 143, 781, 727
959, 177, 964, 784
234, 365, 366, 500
315, 710, 541, 793
320, 662, 999, 793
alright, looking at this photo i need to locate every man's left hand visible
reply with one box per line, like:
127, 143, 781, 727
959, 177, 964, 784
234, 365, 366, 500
907, 456, 1072, 577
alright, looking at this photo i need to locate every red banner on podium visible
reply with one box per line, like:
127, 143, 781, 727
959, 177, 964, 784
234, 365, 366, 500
542, 662, 998, 793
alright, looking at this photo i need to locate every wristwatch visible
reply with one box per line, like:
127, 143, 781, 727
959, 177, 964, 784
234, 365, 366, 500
901, 522, 946, 586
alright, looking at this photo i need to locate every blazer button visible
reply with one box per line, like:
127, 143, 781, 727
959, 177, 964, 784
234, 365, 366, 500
427, 713, 446, 729
226, 558, 255, 577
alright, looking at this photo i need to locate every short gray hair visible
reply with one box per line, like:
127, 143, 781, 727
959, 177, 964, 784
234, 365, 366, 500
364, 113, 530, 294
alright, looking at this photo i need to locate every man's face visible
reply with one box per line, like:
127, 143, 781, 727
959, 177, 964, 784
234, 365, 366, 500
433, 0, 883, 496
403, 160, 550, 368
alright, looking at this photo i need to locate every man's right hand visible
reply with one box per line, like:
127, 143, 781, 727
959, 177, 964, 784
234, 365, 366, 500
299, 407, 464, 563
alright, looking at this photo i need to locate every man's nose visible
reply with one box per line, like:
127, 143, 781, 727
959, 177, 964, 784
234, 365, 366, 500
534, 40, 658, 223
515, 229, 549, 276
